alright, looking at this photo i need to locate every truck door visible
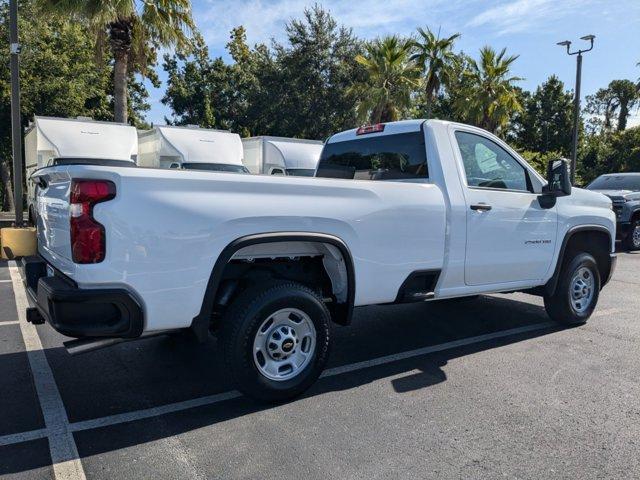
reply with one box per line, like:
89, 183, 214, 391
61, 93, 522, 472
452, 129, 557, 286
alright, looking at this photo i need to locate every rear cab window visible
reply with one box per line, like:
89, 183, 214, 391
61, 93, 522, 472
316, 131, 428, 181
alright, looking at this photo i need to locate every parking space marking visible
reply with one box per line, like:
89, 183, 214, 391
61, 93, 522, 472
0, 279, 12, 283
320, 321, 556, 378
0, 428, 48, 447
0, 320, 20, 326
9, 262, 87, 480
69, 391, 242, 432
0, 289, 555, 447
66, 321, 554, 433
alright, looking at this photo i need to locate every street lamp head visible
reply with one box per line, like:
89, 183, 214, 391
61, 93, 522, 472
557, 40, 572, 47
580, 34, 595, 41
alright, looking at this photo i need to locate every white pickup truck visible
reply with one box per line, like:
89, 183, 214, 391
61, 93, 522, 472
23, 120, 616, 401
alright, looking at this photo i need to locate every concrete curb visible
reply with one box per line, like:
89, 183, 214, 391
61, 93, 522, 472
0, 227, 37, 259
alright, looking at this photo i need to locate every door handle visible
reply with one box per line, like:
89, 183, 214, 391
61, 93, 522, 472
470, 203, 492, 212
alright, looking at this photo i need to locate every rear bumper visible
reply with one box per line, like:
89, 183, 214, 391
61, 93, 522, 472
20, 256, 143, 339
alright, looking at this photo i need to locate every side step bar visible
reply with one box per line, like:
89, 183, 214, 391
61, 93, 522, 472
63, 330, 179, 356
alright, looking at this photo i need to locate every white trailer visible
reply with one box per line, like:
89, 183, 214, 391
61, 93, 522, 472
241, 136, 323, 176
24, 116, 137, 223
137, 125, 248, 173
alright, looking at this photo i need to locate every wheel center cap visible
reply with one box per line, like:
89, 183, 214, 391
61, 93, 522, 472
282, 339, 295, 352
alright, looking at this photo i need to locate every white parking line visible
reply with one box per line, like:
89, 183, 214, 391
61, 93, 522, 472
68, 321, 554, 433
0, 279, 12, 283
0, 428, 48, 447
8, 262, 86, 480
70, 391, 242, 432
320, 321, 556, 378
0, 320, 20, 326
1, 265, 555, 452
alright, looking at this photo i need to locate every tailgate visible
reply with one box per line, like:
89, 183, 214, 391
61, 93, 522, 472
33, 168, 73, 262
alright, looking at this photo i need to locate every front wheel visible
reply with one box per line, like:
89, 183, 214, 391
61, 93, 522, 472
220, 281, 331, 402
544, 252, 600, 325
623, 219, 640, 251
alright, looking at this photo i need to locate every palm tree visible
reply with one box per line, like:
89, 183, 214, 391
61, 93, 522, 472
456, 46, 523, 133
607, 79, 639, 131
39, 0, 195, 124
410, 27, 461, 118
351, 36, 420, 124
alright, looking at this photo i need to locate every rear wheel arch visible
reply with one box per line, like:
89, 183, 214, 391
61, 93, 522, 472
546, 225, 613, 296
191, 232, 356, 339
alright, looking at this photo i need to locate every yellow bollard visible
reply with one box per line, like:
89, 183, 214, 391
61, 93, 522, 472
0, 227, 37, 259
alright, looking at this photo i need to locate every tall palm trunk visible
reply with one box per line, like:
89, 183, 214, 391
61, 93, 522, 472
113, 53, 128, 123
424, 92, 433, 119
617, 101, 629, 131
109, 19, 133, 124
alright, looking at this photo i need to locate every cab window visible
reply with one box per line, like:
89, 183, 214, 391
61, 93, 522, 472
455, 131, 530, 192
316, 131, 428, 180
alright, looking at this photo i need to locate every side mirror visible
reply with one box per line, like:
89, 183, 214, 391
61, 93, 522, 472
543, 158, 572, 196
539, 158, 571, 208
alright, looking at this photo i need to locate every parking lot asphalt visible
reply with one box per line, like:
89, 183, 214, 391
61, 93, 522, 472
0, 253, 639, 479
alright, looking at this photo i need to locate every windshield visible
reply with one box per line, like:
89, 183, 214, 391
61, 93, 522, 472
286, 169, 316, 177
181, 163, 249, 173
587, 174, 640, 191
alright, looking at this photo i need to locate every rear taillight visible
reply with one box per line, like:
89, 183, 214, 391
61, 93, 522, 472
70, 179, 116, 264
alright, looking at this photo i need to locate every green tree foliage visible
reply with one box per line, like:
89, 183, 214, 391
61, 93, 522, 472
586, 79, 640, 133
518, 150, 564, 176
0, 1, 100, 209
511, 75, 574, 155
38, 0, 195, 124
351, 36, 420, 123
453, 46, 523, 133
163, 6, 362, 139
410, 27, 460, 118
580, 127, 640, 182
0, 0, 155, 211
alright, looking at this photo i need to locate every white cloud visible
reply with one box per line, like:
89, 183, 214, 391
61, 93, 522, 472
466, 0, 595, 35
195, 0, 466, 49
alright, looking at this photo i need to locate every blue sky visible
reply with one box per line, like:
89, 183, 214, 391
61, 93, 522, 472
146, 0, 640, 127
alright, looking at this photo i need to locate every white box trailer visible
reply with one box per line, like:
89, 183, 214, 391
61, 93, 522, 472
241, 136, 324, 176
137, 125, 247, 173
25, 116, 137, 223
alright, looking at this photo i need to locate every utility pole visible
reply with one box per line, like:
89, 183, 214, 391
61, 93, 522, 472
557, 35, 595, 185
9, 0, 23, 226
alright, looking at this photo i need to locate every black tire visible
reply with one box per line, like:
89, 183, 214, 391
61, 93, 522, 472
623, 219, 640, 251
544, 252, 600, 325
219, 281, 331, 402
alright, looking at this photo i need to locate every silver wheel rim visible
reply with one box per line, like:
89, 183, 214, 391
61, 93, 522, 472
253, 308, 316, 382
569, 266, 595, 314
632, 225, 640, 248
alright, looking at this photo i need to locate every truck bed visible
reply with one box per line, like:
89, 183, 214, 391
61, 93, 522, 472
33, 165, 447, 331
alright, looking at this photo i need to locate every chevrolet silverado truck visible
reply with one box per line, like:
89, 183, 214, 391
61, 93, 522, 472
586, 172, 640, 250
22, 120, 616, 401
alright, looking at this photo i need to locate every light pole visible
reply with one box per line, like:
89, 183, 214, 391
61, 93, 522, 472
9, 0, 23, 226
557, 35, 595, 185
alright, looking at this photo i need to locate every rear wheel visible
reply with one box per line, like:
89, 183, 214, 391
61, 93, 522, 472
544, 252, 600, 325
220, 281, 331, 402
623, 219, 640, 251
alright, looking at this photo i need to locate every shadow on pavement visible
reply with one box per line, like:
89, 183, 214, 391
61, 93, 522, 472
0, 293, 562, 474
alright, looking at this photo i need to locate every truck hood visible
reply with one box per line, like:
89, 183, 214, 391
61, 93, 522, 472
589, 189, 640, 202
